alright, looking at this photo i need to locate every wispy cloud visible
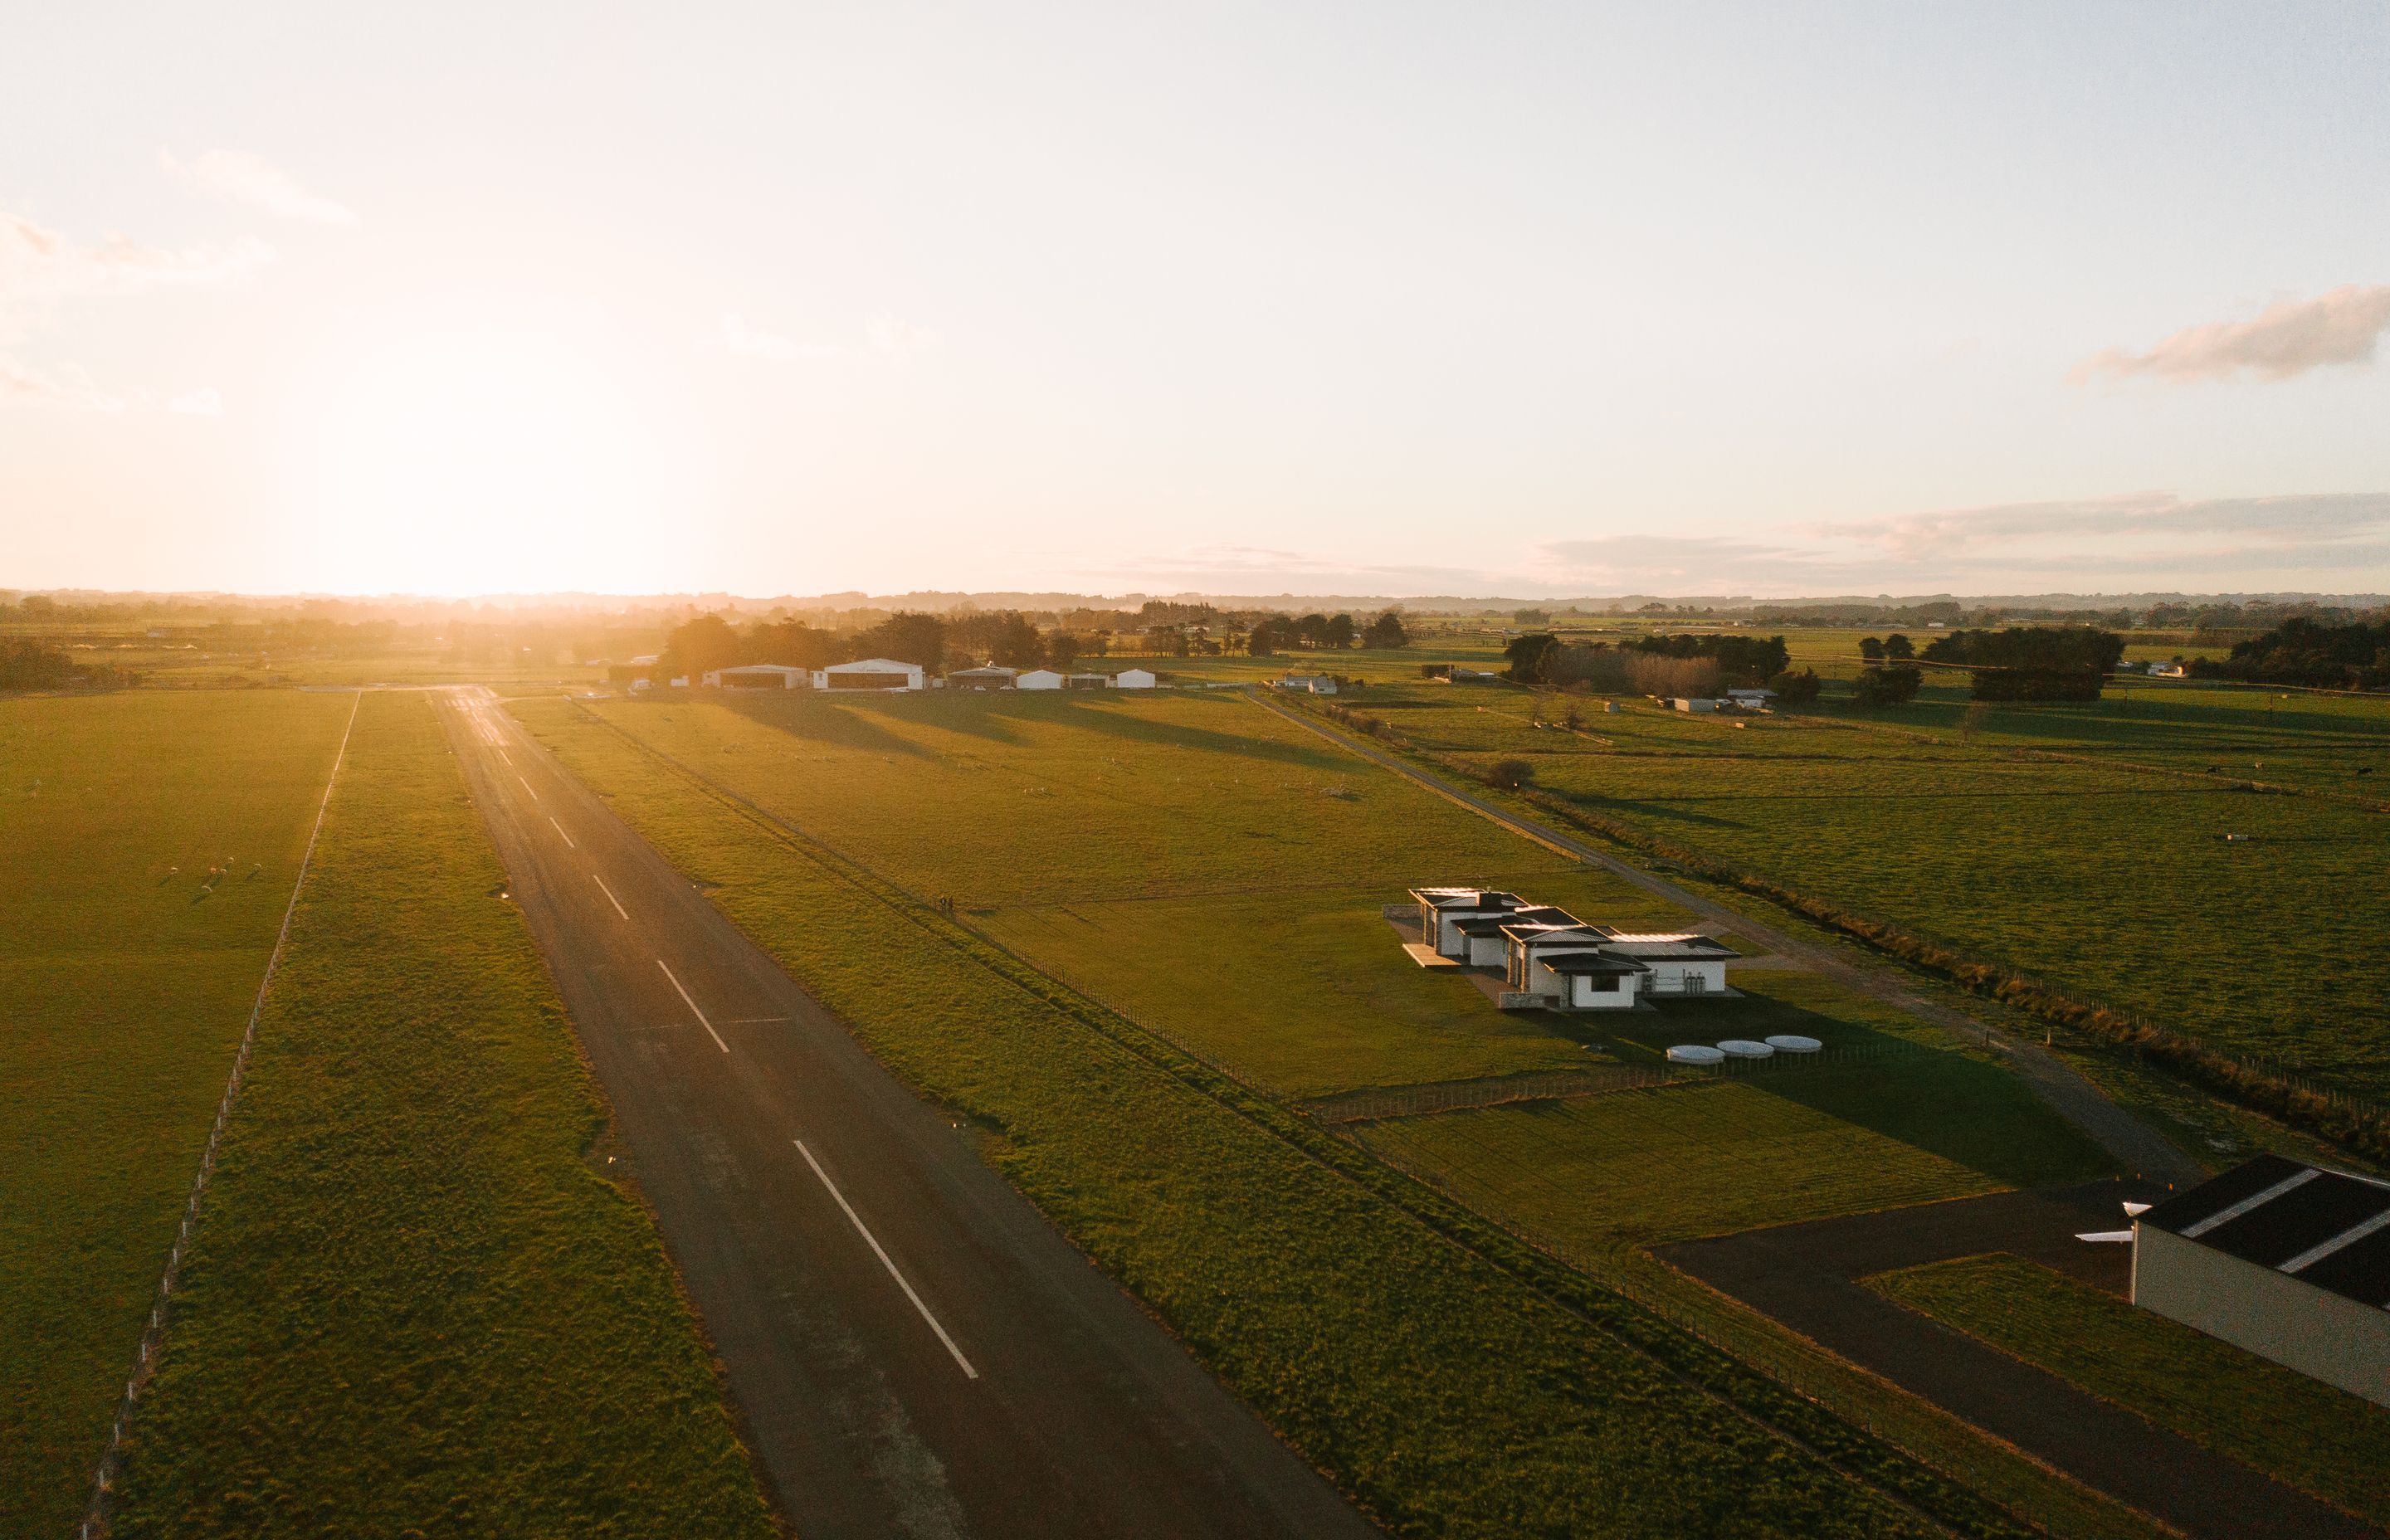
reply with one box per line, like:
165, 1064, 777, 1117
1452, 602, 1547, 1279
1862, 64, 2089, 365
2, 210, 275, 300
1813, 492, 2390, 560
163, 148, 358, 227
724, 311, 942, 363
169, 387, 223, 417
2074, 285, 2390, 384
0, 353, 123, 412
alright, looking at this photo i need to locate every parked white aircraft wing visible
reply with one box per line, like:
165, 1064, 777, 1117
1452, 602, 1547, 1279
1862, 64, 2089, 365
2075, 1230, 2135, 1243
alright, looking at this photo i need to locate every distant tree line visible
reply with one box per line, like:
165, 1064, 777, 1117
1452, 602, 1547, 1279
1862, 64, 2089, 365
2192, 616, 2390, 690
1923, 626, 2123, 702
1502, 631, 1790, 694
1246, 612, 1406, 656
0, 639, 139, 692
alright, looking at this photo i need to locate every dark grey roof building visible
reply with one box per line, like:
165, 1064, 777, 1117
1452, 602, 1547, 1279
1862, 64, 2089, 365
2134, 1154, 2390, 1407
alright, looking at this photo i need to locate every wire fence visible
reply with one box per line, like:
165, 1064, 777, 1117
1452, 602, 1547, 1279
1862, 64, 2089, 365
80, 691, 361, 1540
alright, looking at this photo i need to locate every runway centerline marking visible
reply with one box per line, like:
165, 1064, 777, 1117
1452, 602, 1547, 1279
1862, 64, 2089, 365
795, 1138, 981, 1381
656, 960, 729, 1053
497, 747, 512, 765
593, 875, 629, 919
549, 815, 575, 849
516, 773, 539, 802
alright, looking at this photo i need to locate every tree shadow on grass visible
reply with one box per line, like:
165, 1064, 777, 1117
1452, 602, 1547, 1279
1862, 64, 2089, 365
1583, 992, 2110, 1192
715, 694, 936, 758
971, 694, 1347, 770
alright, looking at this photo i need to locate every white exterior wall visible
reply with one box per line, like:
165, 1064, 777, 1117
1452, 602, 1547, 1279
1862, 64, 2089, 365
1464, 933, 1509, 967
1017, 670, 1063, 690
1115, 669, 1157, 689
1568, 972, 1640, 1009
2134, 1225, 2390, 1408
1641, 960, 1729, 994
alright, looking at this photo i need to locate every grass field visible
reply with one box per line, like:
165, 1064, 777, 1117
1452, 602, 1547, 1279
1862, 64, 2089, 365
1363, 1055, 2113, 1255
1868, 1253, 2390, 1528
105, 690, 775, 1539
573, 687, 1697, 1094
0, 690, 357, 1538
508, 692, 2064, 1539
1329, 678, 2390, 1099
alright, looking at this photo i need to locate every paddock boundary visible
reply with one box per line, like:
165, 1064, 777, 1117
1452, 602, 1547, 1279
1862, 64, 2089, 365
79, 690, 363, 1540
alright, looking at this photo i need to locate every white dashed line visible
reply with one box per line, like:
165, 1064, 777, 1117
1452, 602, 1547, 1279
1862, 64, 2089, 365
549, 815, 575, 849
593, 875, 628, 919
794, 1138, 980, 1380
656, 960, 729, 1053
517, 773, 539, 802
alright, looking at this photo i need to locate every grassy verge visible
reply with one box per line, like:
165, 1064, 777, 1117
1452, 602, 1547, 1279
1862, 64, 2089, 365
0, 690, 357, 1537
510, 693, 2126, 1540
106, 690, 776, 1539
1868, 1253, 2390, 1528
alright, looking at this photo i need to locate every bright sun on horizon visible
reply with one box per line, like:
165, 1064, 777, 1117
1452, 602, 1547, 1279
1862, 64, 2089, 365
293, 328, 677, 596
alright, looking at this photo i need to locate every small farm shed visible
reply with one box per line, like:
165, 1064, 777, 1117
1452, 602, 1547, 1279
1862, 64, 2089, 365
1114, 668, 1157, 689
704, 664, 808, 689
1593, 931, 1739, 995
1066, 673, 1110, 690
1726, 688, 1776, 709
2132, 1156, 2390, 1407
1017, 669, 1064, 690
1670, 697, 1720, 714
1277, 675, 1339, 694
813, 658, 925, 691
947, 665, 1018, 690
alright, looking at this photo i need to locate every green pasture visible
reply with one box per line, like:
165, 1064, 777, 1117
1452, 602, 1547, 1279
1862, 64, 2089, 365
1337, 680, 2390, 1099
108, 690, 773, 1539
1362, 1009, 2110, 1255
1869, 1253, 2390, 1528
0, 690, 355, 1537
508, 694, 2003, 1539
568, 688, 1695, 1095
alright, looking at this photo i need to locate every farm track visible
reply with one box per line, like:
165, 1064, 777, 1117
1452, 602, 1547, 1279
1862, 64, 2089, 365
1251, 693, 2209, 1188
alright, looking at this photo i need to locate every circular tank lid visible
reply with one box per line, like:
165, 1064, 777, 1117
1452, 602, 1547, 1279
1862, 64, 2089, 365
1763, 1035, 1823, 1053
1666, 1044, 1727, 1065
1716, 1039, 1776, 1058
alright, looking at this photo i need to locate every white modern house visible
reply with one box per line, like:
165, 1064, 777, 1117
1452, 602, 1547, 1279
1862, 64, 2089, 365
1500, 922, 1651, 1010
1114, 668, 1158, 689
703, 664, 809, 689
812, 658, 925, 691
2130, 1156, 2390, 1408
1409, 888, 1526, 957
1592, 930, 1740, 995
1017, 669, 1064, 690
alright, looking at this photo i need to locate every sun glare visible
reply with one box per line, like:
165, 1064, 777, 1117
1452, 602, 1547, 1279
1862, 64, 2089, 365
299, 329, 669, 594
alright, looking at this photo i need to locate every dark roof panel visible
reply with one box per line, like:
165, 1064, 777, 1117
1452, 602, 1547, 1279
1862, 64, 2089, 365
2295, 1222, 2390, 1308
1544, 951, 1649, 975
2139, 1154, 2306, 1236
2197, 1173, 2390, 1270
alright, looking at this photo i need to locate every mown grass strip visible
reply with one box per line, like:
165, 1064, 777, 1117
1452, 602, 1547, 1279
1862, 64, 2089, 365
1869, 1253, 2390, 1530
528, 694, 2072, 1540
106, 690, 776, 1540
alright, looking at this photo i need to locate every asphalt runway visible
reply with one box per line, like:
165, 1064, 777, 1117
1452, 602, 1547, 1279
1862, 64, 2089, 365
437, 690, 1376, 1540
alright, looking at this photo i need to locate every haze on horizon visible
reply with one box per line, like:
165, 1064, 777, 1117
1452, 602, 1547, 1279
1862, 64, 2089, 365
6, 2, 2390, 602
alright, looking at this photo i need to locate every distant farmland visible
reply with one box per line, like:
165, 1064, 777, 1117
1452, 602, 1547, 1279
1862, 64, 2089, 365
1332, 678, 2390, 1103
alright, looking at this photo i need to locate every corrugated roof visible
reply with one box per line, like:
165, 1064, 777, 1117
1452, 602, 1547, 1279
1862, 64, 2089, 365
2142, 1156, 2390, 1310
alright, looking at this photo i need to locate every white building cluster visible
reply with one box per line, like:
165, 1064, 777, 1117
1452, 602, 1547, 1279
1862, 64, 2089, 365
1408, 887, 1740, 1011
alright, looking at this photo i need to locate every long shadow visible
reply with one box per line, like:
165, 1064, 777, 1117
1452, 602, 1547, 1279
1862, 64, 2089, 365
1591, 992, 2102, 1190
972, 694, 1348, 770
1558, 792, 1750, 831
714, 693, 937, 759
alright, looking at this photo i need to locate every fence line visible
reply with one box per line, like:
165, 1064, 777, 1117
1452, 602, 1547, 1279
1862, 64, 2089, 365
80, 690, 362, 1540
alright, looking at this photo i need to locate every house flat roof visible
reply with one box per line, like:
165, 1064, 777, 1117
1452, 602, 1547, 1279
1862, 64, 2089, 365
1414, 889, 1524, 910
1597, 930, 1743, 960
1544, 951, 1650, 976
2140, 1155, 2390, 1309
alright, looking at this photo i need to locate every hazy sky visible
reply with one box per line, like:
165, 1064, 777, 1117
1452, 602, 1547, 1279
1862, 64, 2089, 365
7, 2, 2390, 598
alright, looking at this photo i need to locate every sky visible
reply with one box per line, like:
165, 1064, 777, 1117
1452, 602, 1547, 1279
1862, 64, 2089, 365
5, 1, 2390, 601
